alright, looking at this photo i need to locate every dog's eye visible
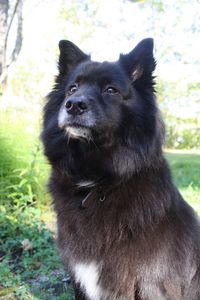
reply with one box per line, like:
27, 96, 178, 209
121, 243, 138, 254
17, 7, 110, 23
68, 84, 78, 95
105, 87, 118, 95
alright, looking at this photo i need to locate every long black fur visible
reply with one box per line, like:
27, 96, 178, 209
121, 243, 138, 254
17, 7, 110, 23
41, 38, 200, 300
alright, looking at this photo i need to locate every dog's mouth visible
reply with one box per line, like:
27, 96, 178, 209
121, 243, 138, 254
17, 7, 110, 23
58, 106, 95, 140
58, 116, 92, 139
65, 125, 91, 139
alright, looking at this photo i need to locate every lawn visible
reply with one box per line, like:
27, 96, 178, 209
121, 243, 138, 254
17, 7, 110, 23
165, 151, 200, 214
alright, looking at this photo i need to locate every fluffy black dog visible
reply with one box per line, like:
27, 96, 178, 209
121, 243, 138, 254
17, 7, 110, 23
42, 38, 200, 299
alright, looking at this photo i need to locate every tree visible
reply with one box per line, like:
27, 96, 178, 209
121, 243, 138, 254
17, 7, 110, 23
0, 0, 9, 82
0, 0, 23, 92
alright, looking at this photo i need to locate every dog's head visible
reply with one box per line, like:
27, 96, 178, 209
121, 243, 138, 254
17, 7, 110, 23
56, 39, 157, 143
42, 39, 164, 177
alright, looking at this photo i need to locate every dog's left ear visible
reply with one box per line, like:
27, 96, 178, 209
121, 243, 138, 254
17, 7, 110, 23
120, 38, 156, 82
58, 40, 90, 76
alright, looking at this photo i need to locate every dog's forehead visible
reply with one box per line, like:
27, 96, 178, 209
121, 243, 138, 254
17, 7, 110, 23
72, 60, 128, 86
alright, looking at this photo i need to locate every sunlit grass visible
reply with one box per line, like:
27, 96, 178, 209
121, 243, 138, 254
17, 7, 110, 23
0, 108, 50, 206
165, 151, 200, 215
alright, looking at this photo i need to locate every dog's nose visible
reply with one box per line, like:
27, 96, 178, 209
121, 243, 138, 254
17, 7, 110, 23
65, 97, 88, 115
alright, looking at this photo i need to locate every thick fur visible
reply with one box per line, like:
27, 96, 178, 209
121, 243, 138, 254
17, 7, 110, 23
41, 39, 200, 300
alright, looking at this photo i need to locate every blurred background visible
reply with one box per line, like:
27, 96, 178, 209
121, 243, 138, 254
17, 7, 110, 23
0, 0, 199, 299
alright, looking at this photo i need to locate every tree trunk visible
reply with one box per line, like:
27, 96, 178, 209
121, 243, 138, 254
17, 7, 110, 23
10, 0, 23, 63
0, 0, 9, 87
0, 0, 23, 93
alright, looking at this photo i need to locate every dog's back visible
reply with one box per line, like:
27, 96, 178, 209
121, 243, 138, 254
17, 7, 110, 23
42, 39, 200, 300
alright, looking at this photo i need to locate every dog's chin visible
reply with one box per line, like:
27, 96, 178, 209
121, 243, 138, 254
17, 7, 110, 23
65, 126, 91, 140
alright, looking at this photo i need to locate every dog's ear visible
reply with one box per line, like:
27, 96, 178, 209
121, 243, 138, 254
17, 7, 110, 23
120, 38, 156, 83
58, 40, 89, 76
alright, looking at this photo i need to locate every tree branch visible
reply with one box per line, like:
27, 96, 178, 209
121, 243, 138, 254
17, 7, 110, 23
10, 0, 23, 63
0, 0, 23, 86
4, 0, 20, 53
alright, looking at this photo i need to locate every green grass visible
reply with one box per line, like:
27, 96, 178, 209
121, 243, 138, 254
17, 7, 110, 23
0, 108, 50, 207
165, 151, 200, 214
0, 207, 73, 299
0, 108, 71, 299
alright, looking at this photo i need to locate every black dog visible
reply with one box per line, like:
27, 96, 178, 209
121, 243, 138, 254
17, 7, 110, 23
42, 38, 200, 299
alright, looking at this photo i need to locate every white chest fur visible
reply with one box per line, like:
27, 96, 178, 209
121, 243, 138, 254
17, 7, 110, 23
74, 261, 103, 300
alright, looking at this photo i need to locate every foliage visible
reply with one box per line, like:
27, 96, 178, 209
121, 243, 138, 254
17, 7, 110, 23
0, 108, 73, 298
10, 60, 50, 101
0, 108, 50, 207
165, 117, 200, 150
0, 206, 73, 299
5, 147, 39, 211
156, 78, 200, 149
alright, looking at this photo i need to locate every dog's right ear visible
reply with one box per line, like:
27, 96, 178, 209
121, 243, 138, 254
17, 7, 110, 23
58, 40, 89, 76
119, 38, 156, 86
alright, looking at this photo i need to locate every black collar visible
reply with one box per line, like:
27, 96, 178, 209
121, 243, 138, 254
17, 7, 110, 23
76, 178, 119, 209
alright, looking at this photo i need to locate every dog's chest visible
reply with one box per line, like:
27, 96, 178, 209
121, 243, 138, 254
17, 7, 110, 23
73, 261, 104, 300
72, 260, 180, 300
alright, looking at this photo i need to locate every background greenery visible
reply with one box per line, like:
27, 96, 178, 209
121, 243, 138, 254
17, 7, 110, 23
0, 0, 199, 299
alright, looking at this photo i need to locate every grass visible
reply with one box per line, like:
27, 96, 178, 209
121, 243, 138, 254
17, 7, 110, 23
0, 207, 73, 299
0, 107, 199, 299
0, 108, 72, 299
0, 108, 50, 207
165, 151, 200, 214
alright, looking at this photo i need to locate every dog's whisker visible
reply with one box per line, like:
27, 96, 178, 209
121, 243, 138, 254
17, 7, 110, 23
67, 134, 71, 145
90, 137, 100, 151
